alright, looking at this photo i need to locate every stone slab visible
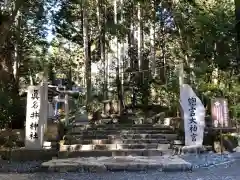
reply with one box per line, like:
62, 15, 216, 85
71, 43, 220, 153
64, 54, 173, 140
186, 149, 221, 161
68, 129, 174, 135
64, 133, 177, 140
41, 156, 192, 172
63, 138, 170, 145
60, 143, 170, 151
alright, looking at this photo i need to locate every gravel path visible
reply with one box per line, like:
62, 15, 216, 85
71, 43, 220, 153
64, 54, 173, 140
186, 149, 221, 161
0, 160, 239, 180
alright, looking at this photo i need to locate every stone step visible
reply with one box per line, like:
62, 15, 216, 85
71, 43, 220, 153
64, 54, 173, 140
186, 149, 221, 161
60, 143, 170, 151
64, 133, 177, 141
58, 149, 168, 158
67, 129, 175, 135
69, 127, 174, 132
70, 123, 156, 126
68, 124, 173, 130
63, 138, 171, 145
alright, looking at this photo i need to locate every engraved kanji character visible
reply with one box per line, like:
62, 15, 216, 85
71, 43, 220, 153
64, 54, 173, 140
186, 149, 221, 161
189, 106, 196, 117
190, 124, 198, 133
188, 97, 196, 106
31, 90, 39, 100
33, 132, 38, 139
191, 133, 197, 142
32, 101, 38, 109
189, 117, 197, 124
30, 123, 38, 130
30, 112, 39, 118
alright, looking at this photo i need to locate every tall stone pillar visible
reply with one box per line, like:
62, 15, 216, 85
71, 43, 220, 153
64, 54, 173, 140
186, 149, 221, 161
25, 85, 44, 149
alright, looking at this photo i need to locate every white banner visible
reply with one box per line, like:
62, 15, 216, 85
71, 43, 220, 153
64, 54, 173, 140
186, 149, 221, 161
180, 84, 205, 146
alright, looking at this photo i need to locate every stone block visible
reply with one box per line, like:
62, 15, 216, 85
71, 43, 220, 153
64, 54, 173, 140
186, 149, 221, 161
161, 158, 192, 172
182, 145, 204, 154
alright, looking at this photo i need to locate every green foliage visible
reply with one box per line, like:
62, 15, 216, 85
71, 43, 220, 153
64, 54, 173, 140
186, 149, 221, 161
49, 0, 239, 118
0, 85, 25, 128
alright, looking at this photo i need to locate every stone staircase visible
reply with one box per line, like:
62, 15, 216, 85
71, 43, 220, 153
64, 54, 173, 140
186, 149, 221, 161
58, 123, 179, 158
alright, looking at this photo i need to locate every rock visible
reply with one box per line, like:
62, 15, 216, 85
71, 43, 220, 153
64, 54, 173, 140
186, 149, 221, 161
214, 141, 225, 153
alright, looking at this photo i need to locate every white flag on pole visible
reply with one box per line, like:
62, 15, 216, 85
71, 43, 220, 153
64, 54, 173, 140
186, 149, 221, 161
180, 84, 205, 146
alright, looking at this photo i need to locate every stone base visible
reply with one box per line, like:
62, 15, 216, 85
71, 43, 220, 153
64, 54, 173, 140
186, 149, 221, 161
42, 156, 192, 172
182, 145, 204, 154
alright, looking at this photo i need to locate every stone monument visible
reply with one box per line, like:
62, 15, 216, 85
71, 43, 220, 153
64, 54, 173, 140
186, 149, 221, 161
25, 85, 48, 149
180, 84, 205, 153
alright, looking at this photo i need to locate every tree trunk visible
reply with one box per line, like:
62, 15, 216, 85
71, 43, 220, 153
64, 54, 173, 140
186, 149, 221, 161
82, 0, 91, 107
114, 0, 124, 112
138, 2, 143, 72
171, 1, 191, 83
128, 2, 137, 107
150, 0, 156, 77
138, 2, 149, 111
13, 12, 22, 90
235, 0, 240, 73
159, 1, 166, 83
97, 0, 107, 100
